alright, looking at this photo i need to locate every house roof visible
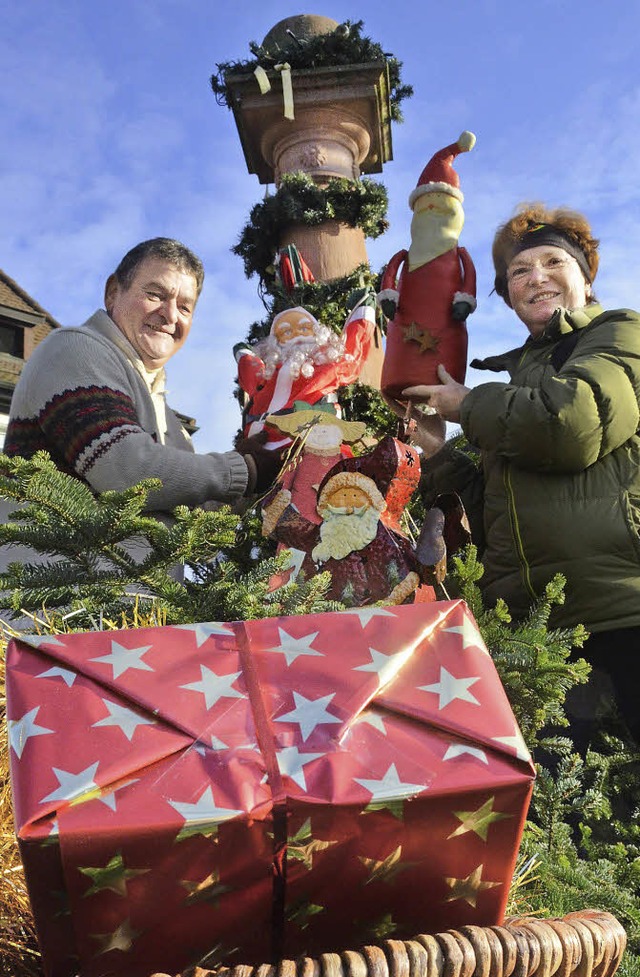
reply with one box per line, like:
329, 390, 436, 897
0, 268, 61, 329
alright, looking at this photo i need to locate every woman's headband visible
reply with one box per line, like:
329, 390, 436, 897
494, 223, 593, 299
507, 224, 592, 282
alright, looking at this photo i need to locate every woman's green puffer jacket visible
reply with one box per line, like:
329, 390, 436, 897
425, 303, 640, 632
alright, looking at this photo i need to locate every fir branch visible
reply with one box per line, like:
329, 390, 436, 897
451, 547, 590, 749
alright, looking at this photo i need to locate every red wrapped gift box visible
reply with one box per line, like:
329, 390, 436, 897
7, 601, 534, 977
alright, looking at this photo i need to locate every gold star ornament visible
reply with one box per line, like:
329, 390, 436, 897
403, 321, 440, 353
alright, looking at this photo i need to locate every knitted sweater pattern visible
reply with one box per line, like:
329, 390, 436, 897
5, 310, 248, 511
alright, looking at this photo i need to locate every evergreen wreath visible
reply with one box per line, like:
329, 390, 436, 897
234, 172, 389, 285
210, 19, 413, 123
245, 264, 383, 342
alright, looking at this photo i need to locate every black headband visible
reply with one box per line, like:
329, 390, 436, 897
509, 224, 592, 282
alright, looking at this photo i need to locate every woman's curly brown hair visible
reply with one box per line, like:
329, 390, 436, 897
492, 203, 600, 306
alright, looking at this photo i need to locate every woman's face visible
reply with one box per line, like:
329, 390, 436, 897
506, 244, 591, 337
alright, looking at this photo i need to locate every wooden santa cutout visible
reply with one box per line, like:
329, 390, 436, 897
262, 431, 436, 607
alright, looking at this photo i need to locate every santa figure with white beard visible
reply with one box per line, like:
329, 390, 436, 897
264, 435, 435, 607
379, 131, 477, 398
234, 299, 377, 449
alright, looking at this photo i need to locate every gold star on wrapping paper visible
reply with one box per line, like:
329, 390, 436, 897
51, 888, 71, 918
287, 819, 336, 870
359, 845, 414, 885
447, 797, 512, 842
361, 913, 397, 941
444, 864, 501, 907
403, 321, 440, 353
91, 918, 142, 955
361, 798, 405, 820
175, 822, 220, 843
79, 852, 149, 897
180, 869, 231, 906
285, 900, 325, 929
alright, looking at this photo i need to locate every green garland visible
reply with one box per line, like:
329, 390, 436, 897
210, 19, 413, 123
244, 265, 382, 342
234, 172, 389, 285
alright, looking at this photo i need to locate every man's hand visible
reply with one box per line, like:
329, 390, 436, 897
402, 364, 470, 423
235, 432, 285, 495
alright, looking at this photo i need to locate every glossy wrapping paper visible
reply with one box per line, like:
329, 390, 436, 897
7, 601, 535, 977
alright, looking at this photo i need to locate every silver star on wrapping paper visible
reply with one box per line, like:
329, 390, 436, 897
21, 634, 65, 649
180, 665, 245, 709
98, 779, 139, 812
193, 734, 229, 756
8, 707, 54, 759
355, 763, 427, 802
172, 622, 234, 647
353, 646, 413, 688
92, 699, 156, 741
264, 627, 324, 666
40, 762, 100, 804
442, 743, 488, 764
339, 607, 396, 627
276, 745, 324, 790
35, 665, 77, 686
355, 711, 388, 735
443, 618, 489, 655
92, 917, 141, 955
420, 666, 481, 709
91, 640, 153, 679
167, 786, 243, 826
492, 726, 531, 762
275, 691, 342, 741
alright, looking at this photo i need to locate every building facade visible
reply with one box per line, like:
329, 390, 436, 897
0, 269, 60, 446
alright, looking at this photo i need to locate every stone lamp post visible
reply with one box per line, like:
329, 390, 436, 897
225, 14, 395, 383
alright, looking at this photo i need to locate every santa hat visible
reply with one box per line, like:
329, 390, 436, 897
266, 401, 366, 442
408, 131, 476, 210
317, 470, 386, 515
316, 435, 420, 532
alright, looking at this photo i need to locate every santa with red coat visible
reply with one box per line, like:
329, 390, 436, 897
379, 131, 477, 398
234, 300, 377, 448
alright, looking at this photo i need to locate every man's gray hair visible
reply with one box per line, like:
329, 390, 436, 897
112, 238, 205, 296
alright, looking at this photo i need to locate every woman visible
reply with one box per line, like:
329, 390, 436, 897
398, 203, 640, 747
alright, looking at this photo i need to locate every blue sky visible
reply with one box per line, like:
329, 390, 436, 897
2, 0, 640, 451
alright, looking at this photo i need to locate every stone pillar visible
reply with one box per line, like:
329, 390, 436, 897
225, 14, 393, 384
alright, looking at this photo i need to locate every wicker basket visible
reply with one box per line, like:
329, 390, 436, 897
165, 910, 626, 977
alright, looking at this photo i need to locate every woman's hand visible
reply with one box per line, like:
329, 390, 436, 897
403, 364, 471, 423
382, 392, 447, 458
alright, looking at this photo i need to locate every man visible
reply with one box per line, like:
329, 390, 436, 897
5, 238, 280, 511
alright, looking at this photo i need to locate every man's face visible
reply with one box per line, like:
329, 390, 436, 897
105, 257, 198, 370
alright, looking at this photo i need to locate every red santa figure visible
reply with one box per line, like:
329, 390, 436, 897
379, 131, 477, 398
234, 299, 377, 449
